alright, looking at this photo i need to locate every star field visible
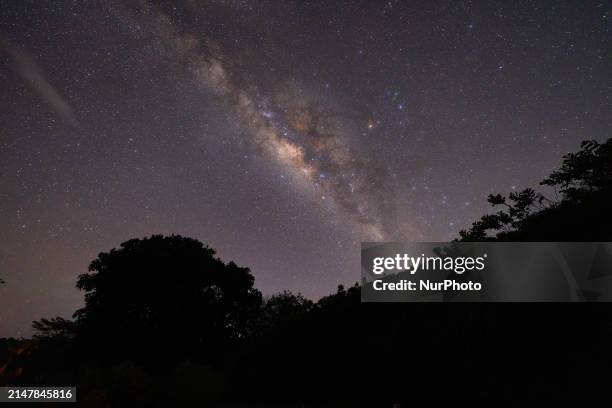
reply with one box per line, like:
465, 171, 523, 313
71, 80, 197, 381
1, 0, 610, 336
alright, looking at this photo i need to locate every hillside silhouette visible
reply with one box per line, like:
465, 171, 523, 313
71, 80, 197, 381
1, 138, 611, 406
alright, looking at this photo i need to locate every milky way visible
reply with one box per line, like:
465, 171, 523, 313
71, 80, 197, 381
1, 0, 609, 336
113, 1, 395, 239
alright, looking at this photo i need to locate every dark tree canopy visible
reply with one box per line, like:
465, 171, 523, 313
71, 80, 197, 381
12, 139, 612, 403
541, 138, 612, 197
72, 235, 262, 363
31, 317, 75, 340
460, 138, 612, 241
255, 291, 313, 334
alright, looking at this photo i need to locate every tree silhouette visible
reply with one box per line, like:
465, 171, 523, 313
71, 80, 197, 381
460, 138, 612, 241
31, 317, 75, 339
70, 234, 262, 364
9, 139, 612, 404
541, 138, 612, 197
256, 290, 313, 334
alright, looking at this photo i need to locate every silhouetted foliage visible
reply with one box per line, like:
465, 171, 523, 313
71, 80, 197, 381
460, 138, 612, 241
72, 235, 262, 364
255, 290, 313, 334
3, 139, 612, 405
541, 138, 612, 197
32, 317, 75, 340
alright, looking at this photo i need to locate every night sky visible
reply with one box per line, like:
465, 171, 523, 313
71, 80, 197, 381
1, 0, 610, 336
